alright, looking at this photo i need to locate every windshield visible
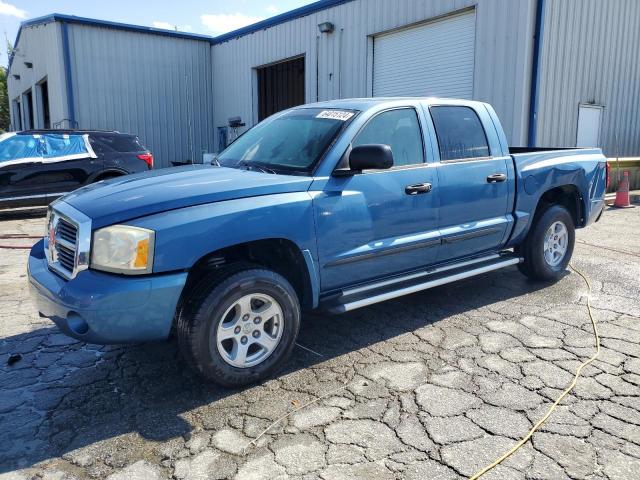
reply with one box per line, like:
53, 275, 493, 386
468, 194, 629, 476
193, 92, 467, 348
217, 108, 357, 174
0, 134, 41, 163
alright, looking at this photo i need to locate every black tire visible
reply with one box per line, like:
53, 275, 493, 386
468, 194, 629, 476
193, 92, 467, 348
176, 267, 300, 387
517, 204, 575, 281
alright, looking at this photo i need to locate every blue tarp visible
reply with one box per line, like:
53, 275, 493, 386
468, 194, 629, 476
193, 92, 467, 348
0, 133, 96, 166
0, 133, 41, 162
42, 135, 92, 159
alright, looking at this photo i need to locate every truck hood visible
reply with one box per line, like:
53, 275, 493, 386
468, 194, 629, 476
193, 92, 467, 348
61, 165, 314, 228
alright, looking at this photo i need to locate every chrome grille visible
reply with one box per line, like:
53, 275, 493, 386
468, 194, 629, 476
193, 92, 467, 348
56, 242, 76, 272
45, 203, 92, 280
56, 218, 78, 246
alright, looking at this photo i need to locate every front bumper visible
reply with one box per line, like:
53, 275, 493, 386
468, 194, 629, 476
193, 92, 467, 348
28, 239, 187, 344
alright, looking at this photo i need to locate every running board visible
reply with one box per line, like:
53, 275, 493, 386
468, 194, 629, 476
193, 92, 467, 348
324, 255, 522, 314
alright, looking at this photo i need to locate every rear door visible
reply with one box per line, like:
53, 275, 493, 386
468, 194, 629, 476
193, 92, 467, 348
428, 104, 511, 262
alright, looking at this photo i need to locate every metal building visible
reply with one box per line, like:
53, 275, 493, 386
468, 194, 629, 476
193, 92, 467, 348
211, 0, 640, 157
536, 0, 640, 156
7, 0, 640, 167
7, 15, 214, 168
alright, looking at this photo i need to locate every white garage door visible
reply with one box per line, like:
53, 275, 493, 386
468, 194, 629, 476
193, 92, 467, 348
373, 11, 476, 99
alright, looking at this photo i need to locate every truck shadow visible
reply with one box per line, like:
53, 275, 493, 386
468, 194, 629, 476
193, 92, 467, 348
0, 266, 556, 472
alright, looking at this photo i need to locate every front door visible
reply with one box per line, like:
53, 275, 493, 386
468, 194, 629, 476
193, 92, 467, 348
0, 134, 47, 205
313, 107, 440, 291
35, 134, 98, 198
429, 105, 511, 262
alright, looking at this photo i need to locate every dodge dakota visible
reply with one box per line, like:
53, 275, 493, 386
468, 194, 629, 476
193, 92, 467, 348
28, 98, 607, 387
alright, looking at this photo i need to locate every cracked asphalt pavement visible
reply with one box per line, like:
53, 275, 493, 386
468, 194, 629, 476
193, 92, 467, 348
0, 206, 639, 480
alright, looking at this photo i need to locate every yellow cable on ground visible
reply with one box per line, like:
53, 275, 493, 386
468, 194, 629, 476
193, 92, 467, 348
469, 264, 601, 480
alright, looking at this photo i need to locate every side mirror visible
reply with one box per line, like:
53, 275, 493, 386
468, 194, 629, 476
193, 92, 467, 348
334, 144, 393, 176
350, 144, 394, 171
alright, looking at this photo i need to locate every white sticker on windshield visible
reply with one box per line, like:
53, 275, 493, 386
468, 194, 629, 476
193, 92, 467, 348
316, 110, 354, 121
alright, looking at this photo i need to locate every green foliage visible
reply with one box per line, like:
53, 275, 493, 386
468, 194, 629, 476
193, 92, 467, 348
0, 67, 9, 132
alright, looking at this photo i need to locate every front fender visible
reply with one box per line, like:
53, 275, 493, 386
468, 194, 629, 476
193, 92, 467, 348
128, 192, 317, 273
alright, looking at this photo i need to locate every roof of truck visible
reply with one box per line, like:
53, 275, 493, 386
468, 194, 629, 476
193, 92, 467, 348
300, 97, 489, 111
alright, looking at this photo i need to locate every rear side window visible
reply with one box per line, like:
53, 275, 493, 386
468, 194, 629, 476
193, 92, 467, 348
42, 134, 91, 159
430, 106, 490, 161
90, 135, 146, 154
353, 108, 424, 167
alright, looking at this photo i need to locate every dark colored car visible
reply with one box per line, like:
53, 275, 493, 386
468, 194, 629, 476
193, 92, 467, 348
0, 130, 153, 209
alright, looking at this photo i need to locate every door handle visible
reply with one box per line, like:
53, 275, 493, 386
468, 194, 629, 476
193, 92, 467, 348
486, 173, 507, 183
405, 183, 432, 195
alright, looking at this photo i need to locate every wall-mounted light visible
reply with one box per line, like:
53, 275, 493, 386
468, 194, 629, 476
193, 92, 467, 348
318, 21, 334, 34
24, 62, 33, 68
228, 116, 245, 128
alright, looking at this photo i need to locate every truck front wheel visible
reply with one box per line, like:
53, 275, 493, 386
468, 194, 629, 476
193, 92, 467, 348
177, 268, 301, 387
517, 204, 575, 281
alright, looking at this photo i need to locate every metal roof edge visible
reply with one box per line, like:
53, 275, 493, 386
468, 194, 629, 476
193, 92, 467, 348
35, 14, 215, 42
8, 13, 214, 71
211, 0, 355, 44
8, 0, 357, 70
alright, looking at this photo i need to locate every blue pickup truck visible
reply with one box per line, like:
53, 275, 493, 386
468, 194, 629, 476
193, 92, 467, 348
28, 98, 607, 386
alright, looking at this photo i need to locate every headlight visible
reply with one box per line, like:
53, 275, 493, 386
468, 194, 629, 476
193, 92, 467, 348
91, 225, 155, 274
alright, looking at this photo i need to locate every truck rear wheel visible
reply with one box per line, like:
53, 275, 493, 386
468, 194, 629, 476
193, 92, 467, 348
177, 267, 300, 387
517, 204, 575, 281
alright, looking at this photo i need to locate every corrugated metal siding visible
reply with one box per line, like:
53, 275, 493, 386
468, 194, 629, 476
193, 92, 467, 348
7, 22, 67, 129
67, 24, 214, 168
212, 0, 536, 149
537, 0, 640, 156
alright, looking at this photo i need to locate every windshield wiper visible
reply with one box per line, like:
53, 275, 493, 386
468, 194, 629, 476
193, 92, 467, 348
237, 160, 277, 174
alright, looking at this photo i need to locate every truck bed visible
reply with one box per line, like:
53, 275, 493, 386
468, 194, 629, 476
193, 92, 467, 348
509, 146, 581, 154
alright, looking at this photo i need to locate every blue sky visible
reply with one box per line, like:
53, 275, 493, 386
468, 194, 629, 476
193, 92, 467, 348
0, 0, 315, 66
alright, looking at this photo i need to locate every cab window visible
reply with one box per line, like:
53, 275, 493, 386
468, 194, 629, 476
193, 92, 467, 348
353, 108, 424, 167
430, 106, 490, 161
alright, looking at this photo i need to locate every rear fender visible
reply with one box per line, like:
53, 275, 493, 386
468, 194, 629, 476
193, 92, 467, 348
87, 168, 128, 183
507, 150, 606, 247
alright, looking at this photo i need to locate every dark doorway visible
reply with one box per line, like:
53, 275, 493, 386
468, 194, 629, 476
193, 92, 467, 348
257, 56, 305, 121
13, 99, 22, 130
24, 90, 34, 130
39, 80, 51, 129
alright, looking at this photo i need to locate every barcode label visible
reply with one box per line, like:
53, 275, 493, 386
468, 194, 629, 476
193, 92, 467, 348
316, 110, 355, 121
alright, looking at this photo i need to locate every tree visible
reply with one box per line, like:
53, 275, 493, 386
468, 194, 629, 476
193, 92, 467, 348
0, 66, 9, 132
